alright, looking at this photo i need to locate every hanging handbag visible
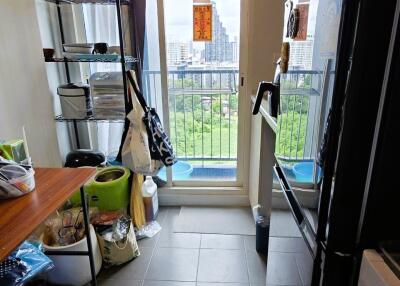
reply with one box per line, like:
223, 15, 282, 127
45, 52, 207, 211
121, 71, 163, 175
126, 70, 176, 167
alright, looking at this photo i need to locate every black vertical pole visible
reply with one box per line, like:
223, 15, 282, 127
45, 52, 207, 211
116, 0, 132, 161
56, 1, 81, 149
56, 0, 71, 83
116, 0, 129, 112
80, 186, 97, 286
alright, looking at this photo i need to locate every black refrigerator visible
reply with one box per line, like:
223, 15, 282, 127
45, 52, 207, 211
272, 0, 400, 285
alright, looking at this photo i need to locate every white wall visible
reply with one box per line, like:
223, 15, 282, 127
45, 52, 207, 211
245, 0, 284, 206
0, 0, 61, 166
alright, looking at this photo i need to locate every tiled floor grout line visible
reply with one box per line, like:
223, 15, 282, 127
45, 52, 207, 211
195, 234, 203, 284
293, 252, 306, 286
141, 207, 171, 284
242, 235, 252, 284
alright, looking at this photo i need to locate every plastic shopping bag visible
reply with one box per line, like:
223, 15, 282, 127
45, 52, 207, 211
96, 216, 140, 266
0, 241, 54, 286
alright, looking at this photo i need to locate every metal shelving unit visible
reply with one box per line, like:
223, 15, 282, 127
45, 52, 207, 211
45, 0, 137, 149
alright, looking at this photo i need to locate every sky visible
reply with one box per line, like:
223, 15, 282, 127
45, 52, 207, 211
164, 0, 241, 43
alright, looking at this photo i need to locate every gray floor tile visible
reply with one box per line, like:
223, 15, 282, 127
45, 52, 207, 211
201, 234, 244, 250
197, 283, 250, 286
158, 232, 201, 248
138, 233, 161, 248
137, 207, 168, 248
99, 247, 153, 281
268, 237, 308, 253
266, 252, 302, 285
197, 249, 249, 283
157, 207, 169, 223
270, 210, 302, 238
295, 252, 313, 286
160, 207, 182, 232
146, 247, 199, 281
173, 207, 255, 235
243, 235, 256, 252
144, 281, 196, 286
246, 250, 267, 283
99, 279, 143, 286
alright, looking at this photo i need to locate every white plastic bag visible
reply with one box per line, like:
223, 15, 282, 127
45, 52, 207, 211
121, 71, 162, 175
96, 218, 139, 266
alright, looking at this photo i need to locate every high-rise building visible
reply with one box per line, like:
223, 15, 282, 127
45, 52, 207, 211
167, 41, 191, 65
232, 36, 239, 63
204, 2, 236, 63
289, 40, 313, 70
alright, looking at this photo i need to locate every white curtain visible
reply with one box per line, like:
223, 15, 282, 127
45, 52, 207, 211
82, 4, 124, 160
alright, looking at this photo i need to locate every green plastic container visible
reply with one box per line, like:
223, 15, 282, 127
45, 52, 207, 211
70, 167, 130, 211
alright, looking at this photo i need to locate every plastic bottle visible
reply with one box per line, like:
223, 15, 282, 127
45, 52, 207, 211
142, 176, 159, 222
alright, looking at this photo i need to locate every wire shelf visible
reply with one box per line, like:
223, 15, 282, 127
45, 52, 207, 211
45, 0, 130, 4
55, 115, 125, 123
45, 56, 138, 63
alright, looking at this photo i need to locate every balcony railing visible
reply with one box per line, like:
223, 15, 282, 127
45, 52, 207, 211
143, 69, 239, 166
276, 70, 323, 160
276, 69, 329, 187
142, 69, 327, 179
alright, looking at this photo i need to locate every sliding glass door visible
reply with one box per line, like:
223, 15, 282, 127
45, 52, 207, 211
143, 0, 247, 187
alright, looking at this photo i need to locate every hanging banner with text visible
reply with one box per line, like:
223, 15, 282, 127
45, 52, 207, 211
193, 3, 213, 42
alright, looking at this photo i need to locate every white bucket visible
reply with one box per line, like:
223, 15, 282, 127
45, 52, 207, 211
42, 225, 102, 286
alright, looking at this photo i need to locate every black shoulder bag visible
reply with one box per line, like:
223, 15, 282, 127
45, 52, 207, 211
126, 71, 176, 167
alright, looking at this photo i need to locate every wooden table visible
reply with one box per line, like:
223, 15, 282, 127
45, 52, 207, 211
0, 167, 97, 284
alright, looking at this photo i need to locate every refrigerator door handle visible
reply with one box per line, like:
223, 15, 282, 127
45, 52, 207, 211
273, 164, 317, 257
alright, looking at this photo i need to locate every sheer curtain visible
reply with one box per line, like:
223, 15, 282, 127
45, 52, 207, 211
82, 4, 124, 160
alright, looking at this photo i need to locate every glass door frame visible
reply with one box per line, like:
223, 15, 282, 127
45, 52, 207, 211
156, 0, 251, 190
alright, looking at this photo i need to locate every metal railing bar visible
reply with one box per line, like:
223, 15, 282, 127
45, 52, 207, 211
201, 72, 204, 167
192, 73, 195, 159
282, 96, 289, 157
302, 74, 311, 159
182, 76, 187, 157
276, 155, 315, 161
229, 71, 236, 159
310, 91, 319, 159
285, 70, 322, 75
143, 69, 317, 76
167, 69, 239, 75
168, 89, 236, 95
147, 72, 152, 107
153, 74, 157, 110
210, 72, 213, 158
289, 94, 297, 158
277, 84, 284, 155
172, 74, 178, 156
296, 95, 305, 160
219, 74, 222, 159
177, 157, 237, 161
229, 91, 231, 159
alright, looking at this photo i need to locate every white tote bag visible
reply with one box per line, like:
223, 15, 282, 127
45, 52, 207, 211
121, 71, 163, 175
